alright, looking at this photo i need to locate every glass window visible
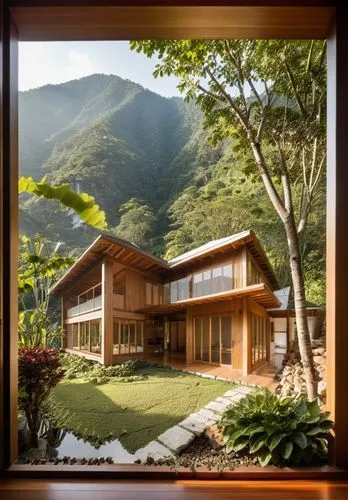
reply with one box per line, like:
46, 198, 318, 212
221, 316, 232, 365
80, 322, 89, 351
211, 316, 220, 363
194, 318, 202, 361
203, 270, 212, 295
136, 321, 143, 353
212, 267, 223, 294
222, 264, 233, 291
120, 322, 129, 354
91, 320, 101, 355
193, 273, 203, 297
130, 322, 136, 353
202, 316, 210, 362
170, 281, 178, 302
163, 283, 170, 304
113, 321, 119, 355
72, 323, 79, 348
177, 277, 189, 300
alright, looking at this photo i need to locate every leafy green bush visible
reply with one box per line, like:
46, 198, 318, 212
219, 389, 333, 467
60, 354, 150, 384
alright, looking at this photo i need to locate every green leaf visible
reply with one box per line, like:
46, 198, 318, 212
306, 427, 324, 436
258, 450, 272, 467
233, 436, 250, 452
269, 433, 285, 451
19, 177, 107, 230
244, 423, 265, 436
280, 441, 293, 460
249, 434, 266, 454
291, 431, 307, 450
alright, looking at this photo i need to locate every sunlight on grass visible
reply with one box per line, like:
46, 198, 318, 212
49, 366, 236, 452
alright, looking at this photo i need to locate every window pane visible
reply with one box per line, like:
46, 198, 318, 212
221, 316, 232, 365
178, 278, 189, 300
113, 321, 119, 355
211, 316, 220, 363
202, 316, 210, 362
222, 264, 233, 291
203, 270, 212, 295
72, 324, 79, 348
80, 322, 89, 351
170, 281, 178, 302
212, 267, 223, 294
91, 320, 101, 354
130, 322, 136, 353
194, 318, 202, 361
193, 273, 203, 297
136, 322, 143, 352
163, 284, 170, 304
153, 285, 159, 305
120, 322, 129, 354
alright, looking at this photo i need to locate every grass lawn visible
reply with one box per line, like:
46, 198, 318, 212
49, 365, 236, 452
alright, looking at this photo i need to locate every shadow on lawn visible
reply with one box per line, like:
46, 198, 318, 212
49, 380, 195, 453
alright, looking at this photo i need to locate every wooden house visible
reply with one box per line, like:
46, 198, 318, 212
51, 230, 321, 375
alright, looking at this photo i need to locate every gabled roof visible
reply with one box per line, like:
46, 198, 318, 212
51, 229, 279, 295
267, 286, 323, 316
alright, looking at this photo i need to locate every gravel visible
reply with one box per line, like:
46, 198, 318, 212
142, 436, 259, 471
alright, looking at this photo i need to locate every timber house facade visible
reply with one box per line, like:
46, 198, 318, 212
51, 230, 319, 375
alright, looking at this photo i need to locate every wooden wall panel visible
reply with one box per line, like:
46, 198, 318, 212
242, 297, 252, 375
186, 307, 193, 362
125, 269, 144, 312
249, 298, 270, 319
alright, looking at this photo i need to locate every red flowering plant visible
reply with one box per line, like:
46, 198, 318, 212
18, 346, 65, 448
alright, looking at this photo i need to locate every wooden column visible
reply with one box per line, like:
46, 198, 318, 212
327, 10, 348, 468
0, 1, 18, 469
242, 297, 252, 376
101, 259, 113, 366
61, 296, 67, 349
186, 307, 193, 363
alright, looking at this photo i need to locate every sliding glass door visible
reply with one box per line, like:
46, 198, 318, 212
194, 315, 232, 366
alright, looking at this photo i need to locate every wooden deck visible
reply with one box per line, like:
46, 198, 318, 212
147, 354, 279, 391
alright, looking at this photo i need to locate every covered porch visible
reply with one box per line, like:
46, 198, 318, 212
146, 353, 278, 392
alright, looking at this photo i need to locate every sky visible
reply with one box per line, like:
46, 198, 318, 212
19, 41, 182, 97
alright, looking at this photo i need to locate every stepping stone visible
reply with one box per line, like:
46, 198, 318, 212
158, 425, 196, 454
179, 415, 208, 436
187, 411, 215, 425
134, 440, 174, 463
236, 386, 254, 395
197, 408, 221, 422
199, 373, 216, 380
224, 389, 241, 398
204, 400, 228, 414
216, 396, 234, 406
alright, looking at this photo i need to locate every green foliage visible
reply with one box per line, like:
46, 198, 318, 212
60, 353, 150, 384
18, 305, 61, 349
111, 198, 156, 251
219, 389, 333, 467
19, 176, 107, 230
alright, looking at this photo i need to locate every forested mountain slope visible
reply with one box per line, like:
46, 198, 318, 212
19, 73, 325, 303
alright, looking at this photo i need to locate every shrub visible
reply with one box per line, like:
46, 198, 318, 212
60, 354, 150, 384
19, 346, 66, 448
218, 389, 334, 467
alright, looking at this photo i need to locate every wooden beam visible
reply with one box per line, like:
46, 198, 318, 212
101, 259, 113, 366
327, 8, 348, 468
0, 2, 18, 468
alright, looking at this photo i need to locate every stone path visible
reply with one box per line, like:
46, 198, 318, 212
133, 385, 254, 463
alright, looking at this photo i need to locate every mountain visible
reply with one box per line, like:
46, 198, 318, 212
19, 73, 222, 252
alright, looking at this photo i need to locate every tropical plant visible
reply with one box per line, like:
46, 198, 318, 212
19, 176, 107, 230
18, 235, 74, 348
18, 346, 66, 448
219, 389, 333, 467
131, 39, 326, 399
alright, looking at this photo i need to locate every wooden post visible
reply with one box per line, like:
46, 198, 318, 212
0, 3, 18, 468
242, 297, 252, 375
327, 10, 348, 467
61, 296, 67, 349
101, 259, 113, 366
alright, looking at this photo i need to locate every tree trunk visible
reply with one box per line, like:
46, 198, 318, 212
284, 212, 318, 400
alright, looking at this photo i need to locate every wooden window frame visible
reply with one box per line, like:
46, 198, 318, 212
1, 0, 347, 476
